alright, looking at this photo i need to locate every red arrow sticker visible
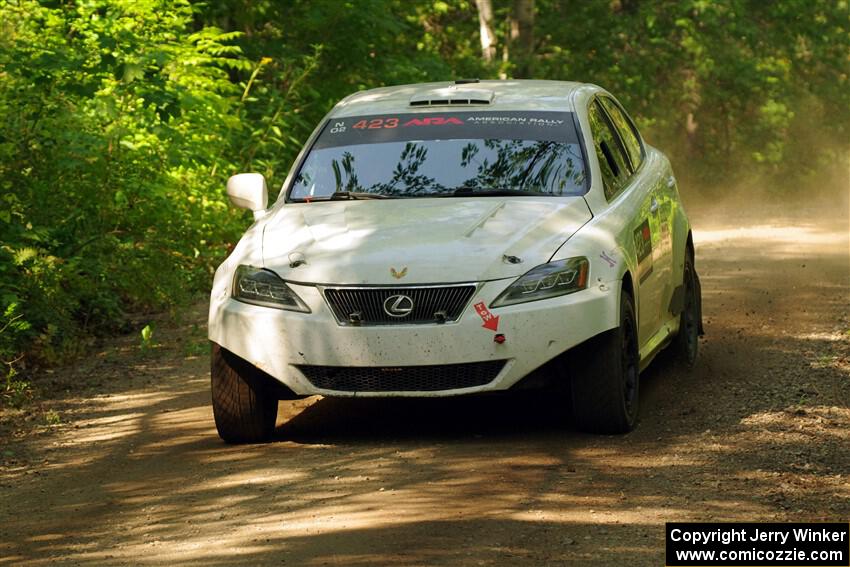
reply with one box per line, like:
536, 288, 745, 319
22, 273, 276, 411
473, 301, 500, 332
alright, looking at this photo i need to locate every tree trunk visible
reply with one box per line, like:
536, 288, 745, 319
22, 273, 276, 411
474, 0, 497, 63
512, 0, 535, 78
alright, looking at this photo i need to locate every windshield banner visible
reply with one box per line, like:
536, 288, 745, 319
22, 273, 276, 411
313, 111, 579, 149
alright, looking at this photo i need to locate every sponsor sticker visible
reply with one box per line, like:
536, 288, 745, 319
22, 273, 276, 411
634, 219, 652, 262
313, 111, 579, 150
390, 266, 408, 279
473, 301, 500, 332
634, 218, 653, 282
600, 251, 617, 268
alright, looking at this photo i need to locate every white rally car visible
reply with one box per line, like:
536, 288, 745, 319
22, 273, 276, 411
209, 80, 703, 443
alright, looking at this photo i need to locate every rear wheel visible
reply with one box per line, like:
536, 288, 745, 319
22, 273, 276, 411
671, 250, 699, 368
211, 343, 278, 443
569, 290, 640, 433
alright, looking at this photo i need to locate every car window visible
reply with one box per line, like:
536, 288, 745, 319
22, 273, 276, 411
599, 97, 644, 170
287, 111, 588, 201
588, 99, 631, 201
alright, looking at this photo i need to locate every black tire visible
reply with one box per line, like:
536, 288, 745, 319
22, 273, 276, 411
569, 290, 640, 434
211, 343, 278, 443
671, 250, 699, 368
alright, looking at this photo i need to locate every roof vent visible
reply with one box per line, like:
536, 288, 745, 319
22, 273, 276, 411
409, 88, 494, 107
455, 78, 480, 84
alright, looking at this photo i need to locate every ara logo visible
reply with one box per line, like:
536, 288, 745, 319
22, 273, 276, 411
403, 117, 464, 127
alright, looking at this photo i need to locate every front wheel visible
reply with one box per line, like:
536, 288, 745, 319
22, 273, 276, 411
211, 343, 278, 443
569, 290, 640, 433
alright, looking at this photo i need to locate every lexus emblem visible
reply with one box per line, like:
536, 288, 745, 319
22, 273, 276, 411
383, 294, 414, 317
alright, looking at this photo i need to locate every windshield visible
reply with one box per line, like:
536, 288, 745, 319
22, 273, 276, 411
287, 111, 587, 201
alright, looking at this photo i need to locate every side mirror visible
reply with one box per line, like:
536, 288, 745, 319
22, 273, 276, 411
226, 173, 268, 217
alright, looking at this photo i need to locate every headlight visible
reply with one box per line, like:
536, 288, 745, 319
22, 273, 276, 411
232, 265, 310, 312
491, 257, 589, 307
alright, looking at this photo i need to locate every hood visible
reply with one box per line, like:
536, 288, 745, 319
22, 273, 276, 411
261, 197, 592, 285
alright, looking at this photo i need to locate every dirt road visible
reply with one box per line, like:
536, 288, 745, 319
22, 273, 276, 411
1, 201, 848, 566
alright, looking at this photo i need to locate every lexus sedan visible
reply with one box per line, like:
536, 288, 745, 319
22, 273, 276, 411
208, 79, 703, 443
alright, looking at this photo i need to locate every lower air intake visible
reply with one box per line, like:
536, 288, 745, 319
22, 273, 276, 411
297, 360, 507, 392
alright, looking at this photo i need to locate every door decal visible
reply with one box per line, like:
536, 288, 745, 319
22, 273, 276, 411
634, 219, 654, 283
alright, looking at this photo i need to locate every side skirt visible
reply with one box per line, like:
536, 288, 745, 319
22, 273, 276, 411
638, 316, 677, 372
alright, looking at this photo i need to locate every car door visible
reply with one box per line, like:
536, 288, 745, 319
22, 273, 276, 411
598, 97, 675, 333
587, 98, 665, 345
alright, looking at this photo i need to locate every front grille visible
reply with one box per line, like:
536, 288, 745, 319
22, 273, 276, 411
297, 360, 506, 392
323, 285, 476, 325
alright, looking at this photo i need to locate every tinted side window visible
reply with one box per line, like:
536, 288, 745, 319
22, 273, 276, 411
588, 100, 631, 200
599, 97, 643, 170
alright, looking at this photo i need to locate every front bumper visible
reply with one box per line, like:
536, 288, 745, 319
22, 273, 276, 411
208, 279, 620, 397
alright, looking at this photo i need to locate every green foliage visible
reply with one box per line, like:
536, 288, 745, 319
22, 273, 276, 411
44, 409, 61, 426
140, 324, 154, 350
533, 0, 850, 192
0, 0, 251, 382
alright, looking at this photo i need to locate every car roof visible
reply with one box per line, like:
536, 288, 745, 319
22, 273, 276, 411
329, 80, 595, 118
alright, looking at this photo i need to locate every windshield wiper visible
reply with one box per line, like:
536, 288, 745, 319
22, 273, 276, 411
328, 191, 390, 200
450, 186, 549, 197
